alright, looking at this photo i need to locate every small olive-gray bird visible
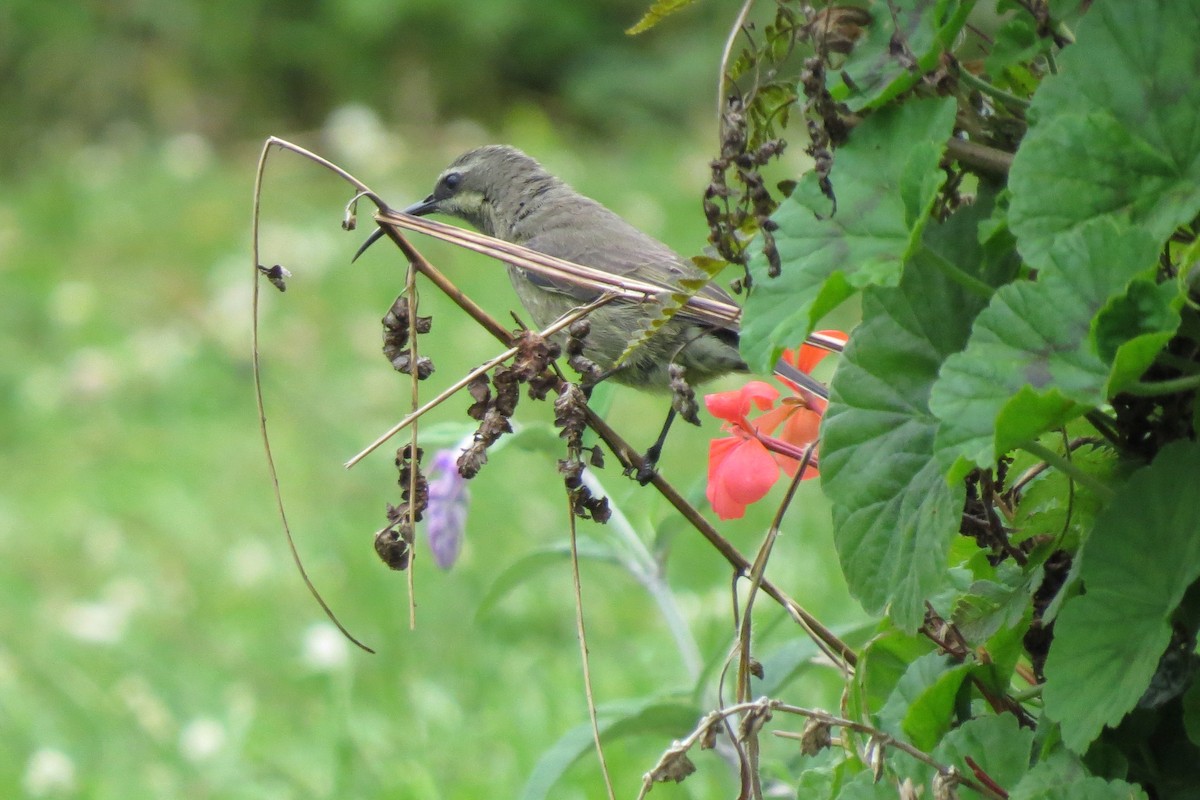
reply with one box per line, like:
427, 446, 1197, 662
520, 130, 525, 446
401, 145, 748, 389
364, 145, 776, 478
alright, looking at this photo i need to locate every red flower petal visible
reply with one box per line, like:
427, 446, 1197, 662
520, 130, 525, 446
783, 329, 849, 375
704, 381, 779, 423
706, 435, 780, 520
779, 404, 822, 447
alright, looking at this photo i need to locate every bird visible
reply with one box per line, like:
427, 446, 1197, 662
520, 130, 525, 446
359, 145, 814, 481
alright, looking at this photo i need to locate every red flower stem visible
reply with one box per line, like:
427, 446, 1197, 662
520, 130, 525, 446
753, 430, 820, 471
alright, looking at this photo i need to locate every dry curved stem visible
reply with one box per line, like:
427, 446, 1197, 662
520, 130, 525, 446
251, 138, 375, 653
566, 492, 617, 800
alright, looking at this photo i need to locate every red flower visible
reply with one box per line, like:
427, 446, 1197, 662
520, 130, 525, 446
704, 331, 848, 520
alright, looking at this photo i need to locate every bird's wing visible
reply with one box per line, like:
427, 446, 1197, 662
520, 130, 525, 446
522, 226, 740, 329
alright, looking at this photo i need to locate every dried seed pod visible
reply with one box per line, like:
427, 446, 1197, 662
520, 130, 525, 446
932, 769, 961, 800
668, 364, 700, 426
798, 717, 832, 756
375, 521, 413, 571
646, 747, 697, 785
554, 383, 589, 450
382, 295, 435, 378
566, 321, 604, 385
457, 366, 520, 479
512, 330, 560, 382
257, 263, 290, 292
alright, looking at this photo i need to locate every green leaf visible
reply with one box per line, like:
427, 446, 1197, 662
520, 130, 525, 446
1010, 442, 1117, 549
877, 651, 971, 751
1043, 441, 1200, 753
934, 714, 1035, 794
829, 0, 974, 111
821, 195, 999, 630
984, 16, 1049, 90
519, 698, 701, 800
852, 628, 934, 722
929, 219, 1167, 481
1183, 678, 1200, 748
1097, 280, 1183, 391
950, 570, 1033, 645
1009, 1, 1200, 268
1010, 754, 1149, 800
625, 0, 698, 35
741, 96, 956, 371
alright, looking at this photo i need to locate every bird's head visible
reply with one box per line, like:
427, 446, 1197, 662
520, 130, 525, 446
404, 145, 555, 239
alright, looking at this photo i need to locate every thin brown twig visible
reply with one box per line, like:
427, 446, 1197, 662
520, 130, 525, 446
404, 260, 420, 630
769, 704, 1007, 800
716, 0, 757, 124
566, 492, 617, 800
251, 138, 375, 653
736, 445, 816, 702
639, 698, 1007, 800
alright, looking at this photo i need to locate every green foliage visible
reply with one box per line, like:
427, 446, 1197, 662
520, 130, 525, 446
821, 212, 996, 629
1008, 1, 1200, 267
877, 652, 971, 750
1011, 757, 1149, 800
715, 0, 1200, 796
830, 0, 975, 111
929, 219, 1174, 481
740, 97, 957, 371
1044, 441, 1200, 752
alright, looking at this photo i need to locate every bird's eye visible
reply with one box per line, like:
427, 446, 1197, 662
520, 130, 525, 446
442, 172, 462, 192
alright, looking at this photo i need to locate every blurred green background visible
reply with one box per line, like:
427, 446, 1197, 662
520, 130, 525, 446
0, 1, 864, 797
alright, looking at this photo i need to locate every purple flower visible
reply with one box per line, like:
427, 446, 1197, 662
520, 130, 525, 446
426, 449, 470, 569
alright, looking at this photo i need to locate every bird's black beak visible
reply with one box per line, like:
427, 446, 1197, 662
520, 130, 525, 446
402, 194, 439, 217
352, 195, 439, 263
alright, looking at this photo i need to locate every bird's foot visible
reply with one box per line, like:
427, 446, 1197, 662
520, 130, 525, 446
632, 443, 664, 486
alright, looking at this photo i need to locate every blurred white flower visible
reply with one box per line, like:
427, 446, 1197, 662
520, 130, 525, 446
128, 326, 196, 381
59, 578, 145, 645
178, 717, 226, 763
60, 599, 128, 645
226, 538, 276, 588
67, 347, 120, 399
23, 748, 76, 796
324, 104, 406, 170
302, 622, 349, 671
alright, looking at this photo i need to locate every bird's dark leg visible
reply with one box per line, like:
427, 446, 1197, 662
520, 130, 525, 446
636, 407, 677, 485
